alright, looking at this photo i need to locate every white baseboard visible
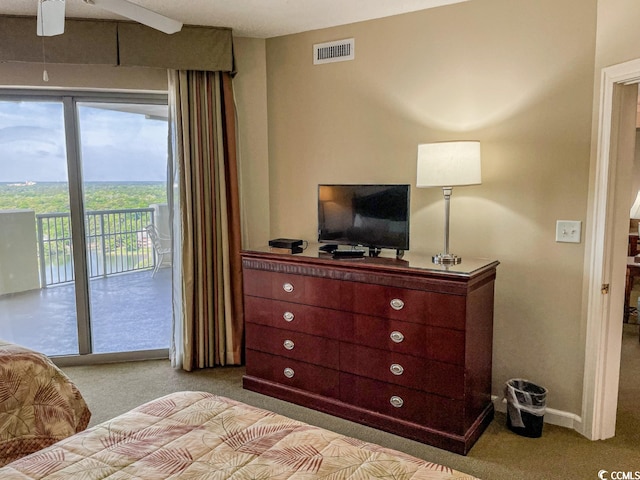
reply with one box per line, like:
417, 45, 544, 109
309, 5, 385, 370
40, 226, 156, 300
492, 396, 583, 431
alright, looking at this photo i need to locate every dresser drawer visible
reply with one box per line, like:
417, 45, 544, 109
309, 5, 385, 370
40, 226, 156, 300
339, 344, 464, 399
246, 350, 340, 398
340, 373, 464, 434
244, 296, 352, 340
351, 284, 466, 330
246, 324, 339, 369
351, 284, 427, 322
348, 314, 465, 365
243, 269, 350, 310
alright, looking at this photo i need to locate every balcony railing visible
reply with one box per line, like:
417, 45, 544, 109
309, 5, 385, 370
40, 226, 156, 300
37, 208, 156, 286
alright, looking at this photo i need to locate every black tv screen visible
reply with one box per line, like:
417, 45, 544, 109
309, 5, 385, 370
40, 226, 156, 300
318, 184, 410, 252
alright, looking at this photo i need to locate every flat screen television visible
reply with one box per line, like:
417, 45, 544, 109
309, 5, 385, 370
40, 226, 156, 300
318, 184, 410, 256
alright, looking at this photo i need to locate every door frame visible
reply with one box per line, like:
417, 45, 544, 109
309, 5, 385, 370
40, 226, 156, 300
582, 58, 640, 440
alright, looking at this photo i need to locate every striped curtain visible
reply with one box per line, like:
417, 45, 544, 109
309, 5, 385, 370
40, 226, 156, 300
167, 70, 244, 371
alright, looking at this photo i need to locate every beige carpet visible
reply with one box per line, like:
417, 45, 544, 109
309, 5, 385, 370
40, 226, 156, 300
62, 325, 640, 480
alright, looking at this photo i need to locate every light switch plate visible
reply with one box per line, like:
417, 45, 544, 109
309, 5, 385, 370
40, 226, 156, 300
556, 220, 582, 243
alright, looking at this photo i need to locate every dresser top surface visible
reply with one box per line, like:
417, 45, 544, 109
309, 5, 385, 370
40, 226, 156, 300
243, 244, 498, 278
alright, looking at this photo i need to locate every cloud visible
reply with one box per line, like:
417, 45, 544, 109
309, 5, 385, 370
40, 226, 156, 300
0, 101, 168, 183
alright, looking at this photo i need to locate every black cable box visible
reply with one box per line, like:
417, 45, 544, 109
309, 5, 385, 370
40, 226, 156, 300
270, 246, 304, 254
268, 238, 303, 249
332, 249, 366, 259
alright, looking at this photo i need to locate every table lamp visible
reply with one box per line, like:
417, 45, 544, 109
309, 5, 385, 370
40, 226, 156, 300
417, 141, 482, 265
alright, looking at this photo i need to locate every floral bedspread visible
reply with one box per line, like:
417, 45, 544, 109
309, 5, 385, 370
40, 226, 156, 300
0, 340, 91, 467
0, 390, 479, 479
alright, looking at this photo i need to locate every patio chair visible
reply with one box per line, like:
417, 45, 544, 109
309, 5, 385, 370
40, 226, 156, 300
145, 225, 171, 277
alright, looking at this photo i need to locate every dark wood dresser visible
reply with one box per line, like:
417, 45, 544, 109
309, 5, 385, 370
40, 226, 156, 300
241, 246, 498, 454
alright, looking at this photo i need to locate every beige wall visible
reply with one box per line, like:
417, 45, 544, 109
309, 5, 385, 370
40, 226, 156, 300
263, 0, 597, 414
231, 37, 271, 249
595, 0, 640, 70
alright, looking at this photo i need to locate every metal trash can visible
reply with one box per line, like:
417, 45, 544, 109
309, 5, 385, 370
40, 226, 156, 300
505, 378, 547, 438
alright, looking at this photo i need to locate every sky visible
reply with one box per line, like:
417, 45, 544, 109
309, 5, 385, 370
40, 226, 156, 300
0, 100, 169, 183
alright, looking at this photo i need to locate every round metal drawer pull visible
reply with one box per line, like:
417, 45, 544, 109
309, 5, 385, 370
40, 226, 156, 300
390, 331, 404, 343
283, 282, 294, 293
283, 367, 295, 378
283, 339, 295, 350
390, 396, 404, 408
283, 311, 295, 322
390, 363, 404, 376
390, 298, 405, 310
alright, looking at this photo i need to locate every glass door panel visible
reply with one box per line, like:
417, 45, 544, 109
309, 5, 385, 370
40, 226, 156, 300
0, 100, 79, 356
76, 101, 171, 354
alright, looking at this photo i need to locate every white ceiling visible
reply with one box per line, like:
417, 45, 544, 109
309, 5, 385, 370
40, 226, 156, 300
1, 0, 469, 38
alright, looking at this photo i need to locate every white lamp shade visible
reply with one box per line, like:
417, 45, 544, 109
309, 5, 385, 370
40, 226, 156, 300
631, 191, 640, 219
416, 141, 482, 188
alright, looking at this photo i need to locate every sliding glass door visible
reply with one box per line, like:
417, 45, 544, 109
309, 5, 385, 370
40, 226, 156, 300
76, 101, 171, 354
0, 92, 171, 359
0, 99, 79, 356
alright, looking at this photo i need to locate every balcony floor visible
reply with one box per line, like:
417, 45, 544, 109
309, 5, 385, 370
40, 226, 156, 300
0, 267, 172, 357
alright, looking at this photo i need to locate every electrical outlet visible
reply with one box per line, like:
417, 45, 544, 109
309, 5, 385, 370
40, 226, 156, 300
556, 220, 582, 243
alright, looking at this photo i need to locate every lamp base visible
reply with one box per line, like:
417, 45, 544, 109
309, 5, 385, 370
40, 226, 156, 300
432, 253, 462, 265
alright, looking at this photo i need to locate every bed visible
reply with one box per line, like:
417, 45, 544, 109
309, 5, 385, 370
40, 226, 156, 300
0, 340, 91, 467
0, 390, 479, 479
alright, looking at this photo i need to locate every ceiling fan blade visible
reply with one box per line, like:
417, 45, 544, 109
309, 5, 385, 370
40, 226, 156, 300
37, 0, 66, 36
84, 0, 183, 34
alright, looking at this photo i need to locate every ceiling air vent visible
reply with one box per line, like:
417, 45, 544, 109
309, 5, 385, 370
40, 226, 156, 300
313, 38, 355, 65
